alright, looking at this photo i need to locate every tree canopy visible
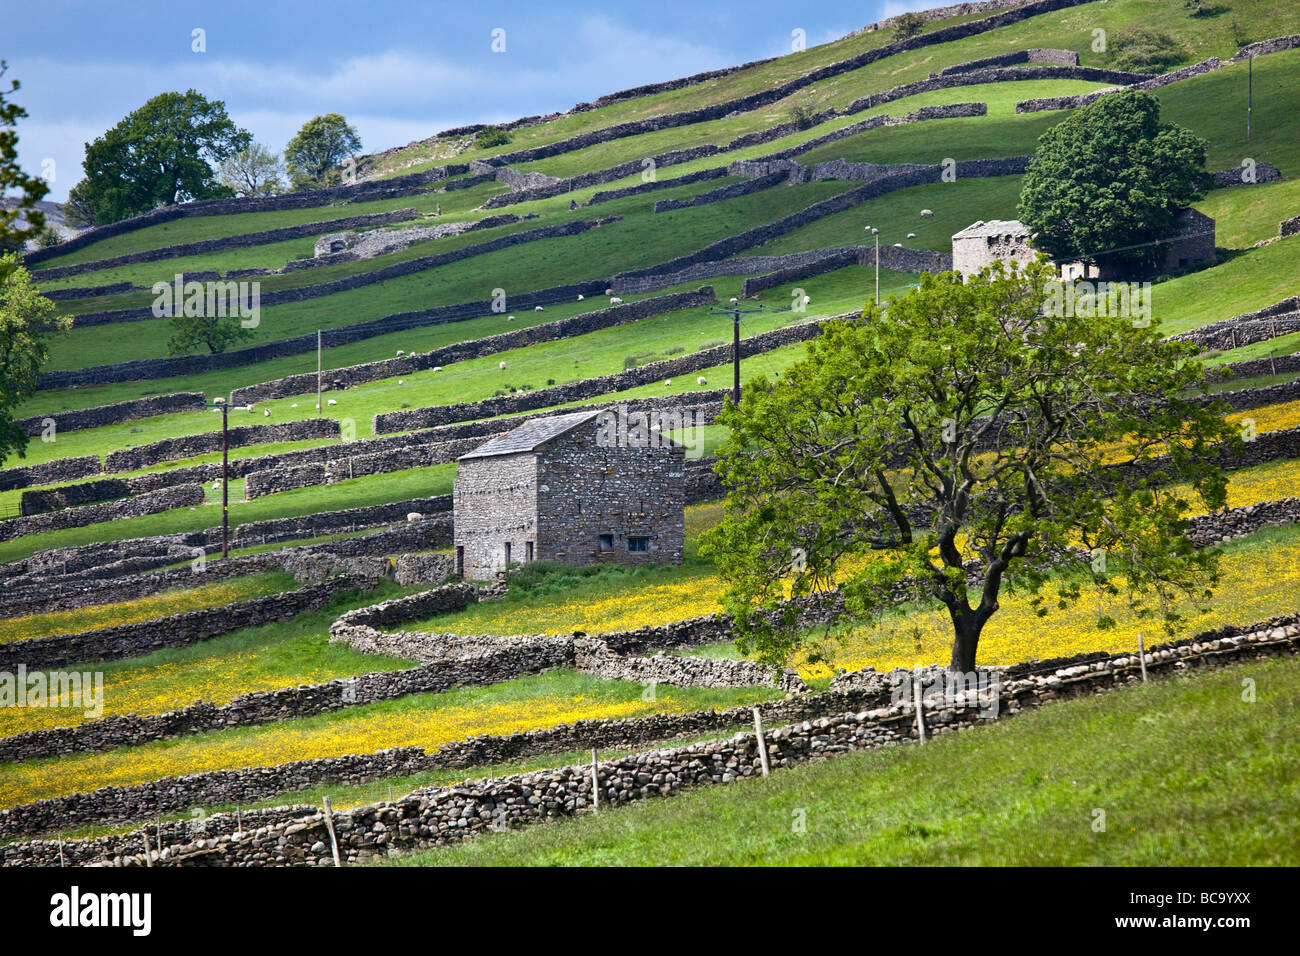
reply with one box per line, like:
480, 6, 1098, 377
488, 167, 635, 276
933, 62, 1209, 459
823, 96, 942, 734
0, 62, 50, 265
0, 254, 71, 465
1017, 90, 1207, 274
217, 142, 286, 197
73, 90, 250, 225
701, 261, 1235, 672
284, 113, 361, 188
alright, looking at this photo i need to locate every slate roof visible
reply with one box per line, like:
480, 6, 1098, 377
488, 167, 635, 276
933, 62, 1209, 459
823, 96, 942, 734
458, 410, 602, 461
952, 219, 1029, 240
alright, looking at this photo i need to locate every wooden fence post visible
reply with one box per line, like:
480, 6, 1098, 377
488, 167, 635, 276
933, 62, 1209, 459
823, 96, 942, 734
322, 795, 342, 867
914, 668, 927, 742
753, 707, 771, 776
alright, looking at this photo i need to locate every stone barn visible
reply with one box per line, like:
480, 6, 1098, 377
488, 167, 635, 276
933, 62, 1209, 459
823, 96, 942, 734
951, 219, 1037, 278
453, 409, 685, 579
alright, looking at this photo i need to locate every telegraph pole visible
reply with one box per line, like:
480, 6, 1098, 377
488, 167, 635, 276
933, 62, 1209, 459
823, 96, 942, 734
207, 398, 251, 559
865, 225, 880, 304
709, 298, 764, 404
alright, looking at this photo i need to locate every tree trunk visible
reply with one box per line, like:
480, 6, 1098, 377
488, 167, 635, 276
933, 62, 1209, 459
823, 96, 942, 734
949, 613, 984, 673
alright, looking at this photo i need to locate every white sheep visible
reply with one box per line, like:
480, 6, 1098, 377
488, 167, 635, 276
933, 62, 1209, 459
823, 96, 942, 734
499, 361, 507, 369
433, 366, 442, 373
396, 349, 405, 356
665, 379, 672, 386
291, 403, 298, 408
406, 512, 422, 523
697, 376, 707, 385
907, 232, 916, 239
920, 209, 933, 217
508, 316, 516, 322
327, 398, 338, 406
398, 379, 404, 385
610, 296, 624, 304
604, 287, 614, 295
211, 481, 220, 489
263, 409, 270, 417
534, 305, 544, 311
802, 295, 811, 305
577, 294, 585, 301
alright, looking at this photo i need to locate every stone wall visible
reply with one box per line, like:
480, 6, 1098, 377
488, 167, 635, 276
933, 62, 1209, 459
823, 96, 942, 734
373, 318, 827, 433
228, 287, 716, 405
69, 217, 620, 328
102, 418, 339, 473
38, 277, 610, 390
1167, 299, 1300, 351
1210, 162, 1283, 188
0, 576, 365, 671
32, 209, 423, 283
0, 455, 101, 492
0, 483, 204, 544
4, 610, 1294, 856
1281, 213, 1300, 238
739, 244, 952, 297
482, 146, 725, 209
232, 495, 452, 543
653, 171, 788, 212
17, 392, 206, 438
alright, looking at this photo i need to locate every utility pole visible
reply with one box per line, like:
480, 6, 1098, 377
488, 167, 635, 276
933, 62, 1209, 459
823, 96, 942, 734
865, 225, 880, 304
709, 298, 765, 404
317, 329, 323, 411
1247, 55, 1253, 141
207, 398, 250, 559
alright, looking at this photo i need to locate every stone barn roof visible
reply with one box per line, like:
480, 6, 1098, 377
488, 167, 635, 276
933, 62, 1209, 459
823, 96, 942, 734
952, 219, 1029, 240
458, 410, 601, 461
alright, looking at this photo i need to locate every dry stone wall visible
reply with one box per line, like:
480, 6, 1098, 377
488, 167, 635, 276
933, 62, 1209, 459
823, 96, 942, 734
0, 483, 204, 543
5, 610, 1294, 858
0, 576, 366, 671
17, 392, 205, 438
33, 209, 424, 283
229, 287, 716, 405
373, 319, 827, 433
103, 418, 339, 472
0, 455, 101, 492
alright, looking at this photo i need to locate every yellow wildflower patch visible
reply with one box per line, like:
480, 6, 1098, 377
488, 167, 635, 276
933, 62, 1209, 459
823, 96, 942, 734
0, 686, 755, 809
0, 573, 295, 645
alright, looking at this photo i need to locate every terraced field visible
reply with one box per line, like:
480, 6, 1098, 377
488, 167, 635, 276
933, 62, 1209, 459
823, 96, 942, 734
3, 0, 1300, 866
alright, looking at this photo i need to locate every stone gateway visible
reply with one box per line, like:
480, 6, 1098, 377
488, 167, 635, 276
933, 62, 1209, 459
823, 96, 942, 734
453, 409, 685, 578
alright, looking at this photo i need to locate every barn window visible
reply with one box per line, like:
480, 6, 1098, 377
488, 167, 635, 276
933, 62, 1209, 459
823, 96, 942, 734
628, 536, 649, 553
598, 534, 614, 551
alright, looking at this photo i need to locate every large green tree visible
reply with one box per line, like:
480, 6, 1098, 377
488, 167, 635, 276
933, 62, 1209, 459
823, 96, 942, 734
75, 90, 250, 225
284, 113, 361, 189
702, 261, 1234, 672
0, 61, 49, 265
0, 254, 71, 465
1018, 90, 1207, 274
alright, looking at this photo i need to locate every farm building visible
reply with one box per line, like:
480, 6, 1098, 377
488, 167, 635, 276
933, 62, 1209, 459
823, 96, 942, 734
453, 409, 685, 579
951, 219, 1037, 278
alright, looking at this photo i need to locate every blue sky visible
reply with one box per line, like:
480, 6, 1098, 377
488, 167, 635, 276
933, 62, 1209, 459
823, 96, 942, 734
4, 0, 933, 200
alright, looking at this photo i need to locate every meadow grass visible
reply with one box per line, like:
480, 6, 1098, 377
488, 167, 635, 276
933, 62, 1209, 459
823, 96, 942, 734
0, 570, 299, 644
382, 652, 1300, 866
0, 670, 780, 809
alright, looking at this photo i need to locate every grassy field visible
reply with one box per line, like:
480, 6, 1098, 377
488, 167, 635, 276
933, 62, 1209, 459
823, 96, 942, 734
0, 669, 780, 809
0, 570, 298, 644
382, 651, 1300, 866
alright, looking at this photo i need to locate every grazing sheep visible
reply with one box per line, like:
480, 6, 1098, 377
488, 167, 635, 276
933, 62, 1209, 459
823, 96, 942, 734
327, 399, 338, 406
665, 379, 672, 385
433, 366, 442, 372
406, 512, 422, 523
535, 305, 544, 311
263, 409, 270, 417
802, 295, 810, 305
508, 315, 516, 321
499, 361, 507, 369
907, 232, 916, 239
610, 296, 623, 304
920, 209, 933, 217
577, 294, 585, 301
396, 349, 405, 356
604, 288, 614, 295
291, 403, 298, 408
211, 481, 220, 489
697, 376, 707, 385
398, 379, 404, 385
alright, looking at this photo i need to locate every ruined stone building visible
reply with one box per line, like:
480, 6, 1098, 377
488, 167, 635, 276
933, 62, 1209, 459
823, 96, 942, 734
953, 210, 1216, 281
453, 409, 685, 579
951, 219, 1037, 278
